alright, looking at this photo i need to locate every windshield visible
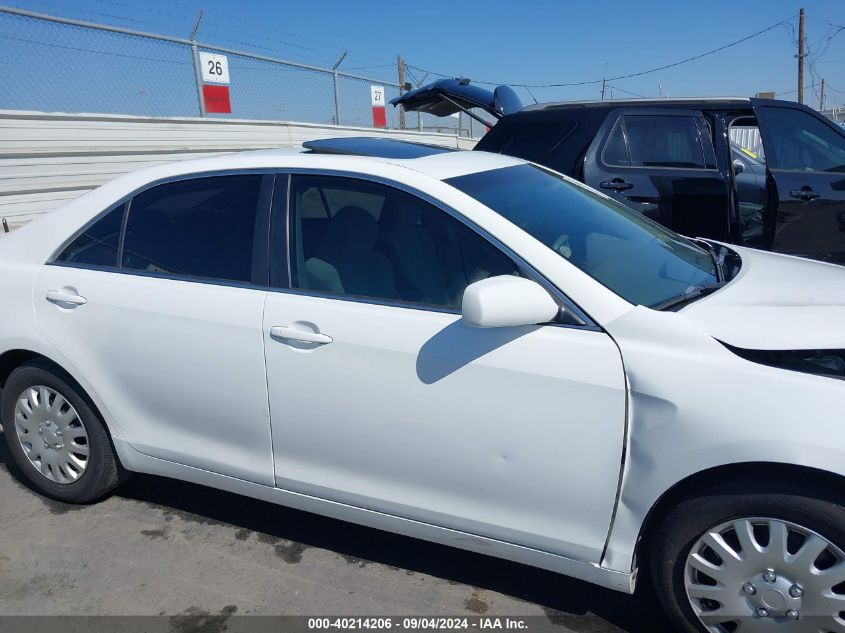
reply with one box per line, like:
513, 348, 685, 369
446, 164, 719, 307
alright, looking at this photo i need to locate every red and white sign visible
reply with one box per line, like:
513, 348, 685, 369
371, 85, 386, 128
198, 52, 231, 114
203, 84, 231, 113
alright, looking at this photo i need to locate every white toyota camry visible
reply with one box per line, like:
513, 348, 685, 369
1, 138, 845, 633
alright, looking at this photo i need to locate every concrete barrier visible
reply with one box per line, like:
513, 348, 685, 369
0, 110, 476, 228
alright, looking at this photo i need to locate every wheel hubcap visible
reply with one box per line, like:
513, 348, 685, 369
13, 385, 89, 484
685, 517, 845, 632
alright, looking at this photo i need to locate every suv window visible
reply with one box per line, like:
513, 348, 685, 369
761, 107, 845, 173
56, 202, 126, 267
605, 115, 707, 169
286, 175, 518, 309
122, 175, 263, 283
601, 119, 629, 166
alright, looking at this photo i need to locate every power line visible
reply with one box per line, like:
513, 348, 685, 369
606, 84, 649, 99
409, 18, 794, 88
15, 0, 179, 32
92, 0, 191, 23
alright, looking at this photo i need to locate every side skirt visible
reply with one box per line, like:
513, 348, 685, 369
113, 436, 635, 594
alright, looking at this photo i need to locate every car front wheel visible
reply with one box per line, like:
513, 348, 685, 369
651, 484, 845, 632
1, 362, 128, 503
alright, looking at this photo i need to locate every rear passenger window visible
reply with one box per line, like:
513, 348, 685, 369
285, 176, 519, 309
122, 175, 263, 283
601, 120, 629, 166
605, 115, 706, 169
56, 202, 126, 268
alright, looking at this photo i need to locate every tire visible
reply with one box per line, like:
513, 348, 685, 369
650, 480, 845, 633
1, 361, 128, 503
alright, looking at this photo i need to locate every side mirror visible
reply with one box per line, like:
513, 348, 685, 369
732, 159, 745, 175
462, 276, 559, 328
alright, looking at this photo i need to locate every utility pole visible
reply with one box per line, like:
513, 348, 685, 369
600, 78, 606, 100
797, 7, 806, 104
820, 78, 826, 111
397, 54, 406, 130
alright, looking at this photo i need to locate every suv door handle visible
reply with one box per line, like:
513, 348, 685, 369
599, 179, 634, 191
789, 189, 821, 201
46, 289, 87, 307
270, 326, 332, 345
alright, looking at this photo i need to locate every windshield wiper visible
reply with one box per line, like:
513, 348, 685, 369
691, 238, 726, 282
652, 283, 724, 311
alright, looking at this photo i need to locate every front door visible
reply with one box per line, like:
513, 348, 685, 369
753, 102, 845, 264
34, 173, 275, 484
263, 173, 627, 562
584, 108, 731, 241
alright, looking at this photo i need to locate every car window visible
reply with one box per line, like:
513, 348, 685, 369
121, 175, 263, 283
601, 119, 629, 167
760, 107, 845, 173
447, 164, 718, 308
286, 175, 519, 309
56, 202, 126, 267
613, 115, 707, 169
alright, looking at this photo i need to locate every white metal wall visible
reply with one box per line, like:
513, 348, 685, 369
0, 110, 477, 228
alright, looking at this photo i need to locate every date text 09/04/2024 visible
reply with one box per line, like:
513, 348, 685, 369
307, 618, 529, 630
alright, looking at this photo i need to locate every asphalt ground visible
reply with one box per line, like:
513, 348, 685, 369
0, 433, 676, 633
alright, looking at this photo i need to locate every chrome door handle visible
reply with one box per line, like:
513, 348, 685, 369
270, 326, 332, 345
46, 289, 87, 307
789, 189, 821, 201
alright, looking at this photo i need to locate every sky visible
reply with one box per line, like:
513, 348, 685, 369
2, 0, 844, 114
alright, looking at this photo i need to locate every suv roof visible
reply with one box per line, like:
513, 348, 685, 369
392, 78, 764, 119
524, 97, 753, 111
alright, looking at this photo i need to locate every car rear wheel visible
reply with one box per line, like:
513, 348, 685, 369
651, 485, 845, 632
1, 363, 128, 503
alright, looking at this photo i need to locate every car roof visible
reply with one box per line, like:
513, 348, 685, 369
130, 141, 525, 183
303, 137, 457, 158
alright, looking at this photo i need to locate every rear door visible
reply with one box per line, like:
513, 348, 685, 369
583, 108, 731, 240
753, 101, 845, 263
35, 172, 275, 484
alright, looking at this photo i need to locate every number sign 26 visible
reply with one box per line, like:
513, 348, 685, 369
199, 52, 230, 84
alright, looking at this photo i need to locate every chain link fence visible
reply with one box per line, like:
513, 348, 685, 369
0, 5, 485, 137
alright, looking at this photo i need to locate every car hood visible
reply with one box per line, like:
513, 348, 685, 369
390, 78, 523, 119
679, 245, 845, 350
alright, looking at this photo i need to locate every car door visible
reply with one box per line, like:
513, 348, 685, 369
753, 102, 845, 263
34, 172, 276, 485
262, 172, 627, 562
584, 108, 731, 241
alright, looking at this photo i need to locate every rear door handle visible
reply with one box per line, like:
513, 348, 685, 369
270, 326, 332, 345
599, 179, 634, 191
46, 289, 87, 307
789, 189, 821, 201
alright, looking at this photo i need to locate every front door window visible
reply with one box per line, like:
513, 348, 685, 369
285, 175, 519, 309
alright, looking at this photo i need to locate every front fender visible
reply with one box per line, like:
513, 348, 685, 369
601, 306, 845, 573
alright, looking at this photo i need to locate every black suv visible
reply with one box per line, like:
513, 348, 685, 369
393, 80, 845, 264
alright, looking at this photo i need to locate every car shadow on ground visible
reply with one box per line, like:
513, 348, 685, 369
0, 435, 673, 632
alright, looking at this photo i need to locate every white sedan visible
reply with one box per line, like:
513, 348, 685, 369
2, 138, 845, 633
